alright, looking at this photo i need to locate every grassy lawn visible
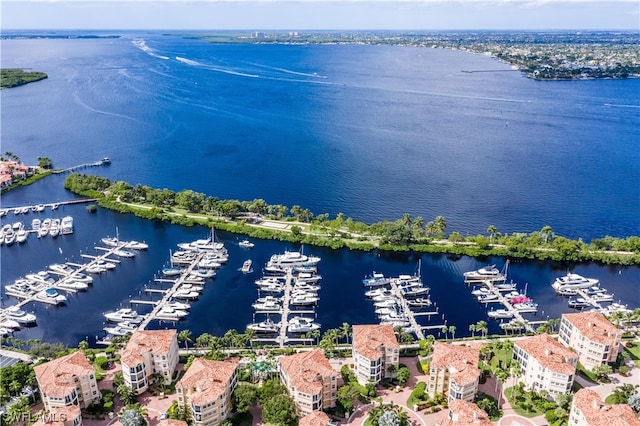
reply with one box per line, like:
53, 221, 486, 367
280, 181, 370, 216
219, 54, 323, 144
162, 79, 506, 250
622, 342, 640, 368
504, 387, 544, 418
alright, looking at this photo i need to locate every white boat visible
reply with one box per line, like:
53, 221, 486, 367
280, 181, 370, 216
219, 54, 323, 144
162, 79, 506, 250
406, 297, 432, 308
101, 237, 120, 247
16, 229, 27, 243
494, 281, 518, 292
4, 230, 16, 245
20, 207, 29, 214
472, 287, 493, 296
165, 300, 190, 310
3, 307, 37, 324
257, 283, 285, 293
177, 228, 225, 252
5, 280, 39, 298
61, 216, 73, 235
114, 249, 135, 258
241, 259, 253, 273
267, 249, 321, 268
0, 327, 12, 336
51, 203, 59, 211
255, 277, 284, 286
190, 269, 216, 279
173, 288, 199, 300
163, 266, 182, 277
85, 264, 107, 274
365, 288, 394, 298
239, 239, 255, 248
35, 204, 45, 212
247, 319, 279, 333
49, 263, 76, 275
513, 302, 539, 312
58, 280, 89, 291
591, 293, 614, 302
197, 258, 222, 269
154, 306, 188, 321
104, 308, 143, 323
375, 306, 397, 315
125, 240, 148, 250
551, 273, 599, 290
104, 325, 134, 336
463, 264, 505, 282
294, 283, 321, 292
289, 294, 319, 306
296, 272, 322, 282
252, 300, 282, 311
255, 295, 282, 304
488, 309, 514, 319
95, 260, 117, 270
180, 283, 204, 292
12, 221, 23, 231
36, 288, 67, 305
362, 272, 391, 287
380, 319, 411, 328
26, 271, 56, 286
287, 316, 320, 333
37, 226, 49, 238
0, 319, 21, 330
401, 285, 430, 298
49, 219, 61, 237
568, 298, 591, 309
477, 293, 499, 303
500, 320, 529, 330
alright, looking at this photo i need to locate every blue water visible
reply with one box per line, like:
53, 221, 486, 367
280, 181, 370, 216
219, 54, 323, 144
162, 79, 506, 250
1, 32, 639, 346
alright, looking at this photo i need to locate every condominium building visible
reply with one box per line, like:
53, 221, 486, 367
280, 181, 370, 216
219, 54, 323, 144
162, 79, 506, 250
31, 405, 83, 426
513, 334, 577, 400
278, 349, 337, 416
34, 351, 100, 412
299, 411, 331, 426
427, 342, 480, 402
351, 324, 400, 386
569, 388, 640, 426
176, 358, 240, 426
120, 329, 179, 394
558, 312, 622, 370
436, 399, 493, 426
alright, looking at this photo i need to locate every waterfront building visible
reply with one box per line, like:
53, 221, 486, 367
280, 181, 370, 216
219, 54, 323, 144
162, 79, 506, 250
299, 411, 331, 426
31, 405, 83, 426
34, 351, 100, 412
120, 329, 179, 395
568, 388, 640, 425
436, 399, 492, 425
512, 334, 577, 400
557, 312, 622, 371
176, 358, 240, 426
278, 349, 337, 417
427, 342, 480, 402
351, 324, 400, 386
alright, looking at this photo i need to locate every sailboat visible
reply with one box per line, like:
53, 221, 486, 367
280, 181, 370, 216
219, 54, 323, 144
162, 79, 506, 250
162, 250, 182, 276
101, 227, 120, 247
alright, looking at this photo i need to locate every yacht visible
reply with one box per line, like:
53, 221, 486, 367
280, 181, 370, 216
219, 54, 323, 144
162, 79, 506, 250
165, 300, 191, 310
267, 250, 321, 268
552, 273, 599, 290
85, 264, 107, 274
58, 280, 89, 291
35, 204, 45, 212
296, 272, 321, 282
568, 298, 591, 309
287, 317, 320, 333
241, 260, 253, 274
406, 297, 432, 308
555, 287, 577, 296
401, 285, 430, 298
0, 319, 21, 330
197, 258, 222, 269
3, 307, 37, 324
104, 325, 134, 336
362, 272, 391, 287
36, 288, 67, 305
16, 229, 28, 243
61, 216, 74, 235
585, 286, 606, 295
500, 320, 528, 331
255, 295, 282, 304
4, 230, 16, 245
177, 229, 225, 252
380, 319, 411, 328
114, 249, 135, 258
155, 306, 189, 321
173, 288, 199, 300
101, 236, 120, 247
289, 294, 319, 306
49, 263, 77, 275
189, 269, 216, 279
463, 264, 505, 282
294, 283, 321, 292
239, 239, 255, 248
252, 300, 282, 311
37, 224, 49, 238
179, 283, 203, 293
477, 293, 499, 303
104, 308, 143, 323
95, 260, 117, 270
255, 277, 285, 287
472, 287, 493, 296
49, 219, 61, 237
513, 302, 539, 312
257, 283, 285, 293
5, 280, 39, 298
591, 293, 614, 302
365, 288, 393, 298
26, 271, 56, 286
494, 282, 518, 292
0, 327, 13, 336
247, 319, 279, 333
162, 266, 182, 277
125, 240, 148, 250
488, 309, 514, 319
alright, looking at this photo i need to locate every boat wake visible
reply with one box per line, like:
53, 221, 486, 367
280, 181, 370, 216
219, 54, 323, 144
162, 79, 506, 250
175, 56, 259, 78
72, 92, 142, 123
604, 103, 640, 109
132, 39, 169, 60
245, 62, 327, 79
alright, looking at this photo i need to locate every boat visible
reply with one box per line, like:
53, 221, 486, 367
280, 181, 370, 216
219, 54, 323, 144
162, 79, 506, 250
102, 157, 111, 164
49, 263, 76, 275
463, 264, 506, 282
165, 300, 191, 310
104, 325, 134, 336
3, 307, 37, 324
0, 319, 21, 330
12, 207, 21, 215
296, 272, 322, 282
5, 280, 39, 298
287, 316, 321, 333
20, 207, 29, 214
49, 219, 61, 237
494, 282, 518, 292
35, 204, 45, 212
101, 236, 120, 247
163, 266, 182, 277
172, 288, 199, 300
568, 298, 591, 309
26, 271, 56, 286
16, 229, 27, 243
257, 283, 285, 293
241, 260, 253, 273
267, 249, 321, 268
401, 285, 430, 298
513, 302, 539, 312
37, 225, 49, 238
585, 286, 606, 295
255, 277, 284, 287
4, 230, 16, 245
591, 293, 614, 302
57, 280, 89, 291
0, 327, 13, 336
114, 249, 135, 258
293, 283, 321, 292
197, 258, 222, 269
362, 272, 391, 287
500, 320, 529, 330
239, 239, 255, 248
125, 240, 148, 250
61, 216, 73, 235
290, 294, 320, 306
255, 295, 282, 305
154, 306, 189, 321
406, 297, 432, 308
472, 287, 493, 296
375, 306, 397, 316
477, 293, 499, 303
36, 288, 67, 305
247, 319, 280, 333
104, 308, 143, 323
380, 319, 411, 328
51, 203, 59, 211
252, 300, 282, 311
85, 264, 107, 274
190, 269, 216, 279
177, 228, 226, 253
179, 283, 203, 293
510, 295, 532, 304
488, 309, 514, 319
95, 260, 117, 270
552, 273, 599, 290
365, 288, 394, 298
555, 287, 577, 296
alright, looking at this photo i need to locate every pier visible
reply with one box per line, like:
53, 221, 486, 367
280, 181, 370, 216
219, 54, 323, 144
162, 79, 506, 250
51, 158, 110, 174
276, 271, 294, 347
2, 198, 97, 214
479, 280, 536, 333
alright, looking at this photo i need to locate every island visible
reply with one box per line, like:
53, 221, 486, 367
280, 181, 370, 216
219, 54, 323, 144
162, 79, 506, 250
0, 68, 48, 89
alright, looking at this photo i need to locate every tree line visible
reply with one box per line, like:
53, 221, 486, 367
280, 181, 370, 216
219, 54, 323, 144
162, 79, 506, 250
63, 173, 640, 264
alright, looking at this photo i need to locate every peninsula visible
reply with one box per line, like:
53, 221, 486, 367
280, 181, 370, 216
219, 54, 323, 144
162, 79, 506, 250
0, 68, 48, 89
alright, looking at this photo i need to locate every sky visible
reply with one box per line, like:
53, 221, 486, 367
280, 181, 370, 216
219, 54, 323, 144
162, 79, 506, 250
1, 0, 639, 31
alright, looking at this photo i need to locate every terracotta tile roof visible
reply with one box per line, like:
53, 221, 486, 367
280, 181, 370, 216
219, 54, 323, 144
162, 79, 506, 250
515, 334, 577, 375
32, 405, 82, 426
158, 420, 188, 426
299, 411, 330, 426
34, 351, 94, 397
573, 388, 640, 426
431, 342, 480, 386
121, 329, 176, 366
352, 324, 399, 360
562, 312, 620, 345
438, 399, 492, 425
279, 349, 336, 395
176, 357, 239, 406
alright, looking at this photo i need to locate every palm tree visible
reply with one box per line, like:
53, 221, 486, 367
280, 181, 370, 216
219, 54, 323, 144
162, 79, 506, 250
494, 368, 509, 406
401, 213, 412, 228
487, 225, 497, 243
244, 328, 257, 347
341, 322, 351, 345
469, 324, 476, 338
476, 320, 488, 339
434, 216, 447, 237
441, 326, 448, 341
177, 329, 193, 350
448, 325, 456, 340
540, 225, 554, 243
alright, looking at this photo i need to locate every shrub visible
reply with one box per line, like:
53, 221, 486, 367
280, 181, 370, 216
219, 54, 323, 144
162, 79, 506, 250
95, 356, 109, 370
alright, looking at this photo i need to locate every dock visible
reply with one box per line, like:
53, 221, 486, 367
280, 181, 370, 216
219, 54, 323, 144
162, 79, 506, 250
52, 158, 110, 174
479, 280, 536, 333
276, 271, 294, 347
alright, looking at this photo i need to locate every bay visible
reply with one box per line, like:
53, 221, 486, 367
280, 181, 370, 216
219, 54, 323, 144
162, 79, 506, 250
1, 32, 639, 347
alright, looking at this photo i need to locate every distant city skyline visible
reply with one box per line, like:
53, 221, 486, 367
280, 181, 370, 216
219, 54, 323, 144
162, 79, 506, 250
2, 0, 638, 31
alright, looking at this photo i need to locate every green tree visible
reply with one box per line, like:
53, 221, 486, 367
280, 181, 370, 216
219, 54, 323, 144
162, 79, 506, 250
261, 394, 297, 426
469, 324, 476, 338
177, 329, 193, 350
341, 322, 351, 344
396, 366, 410, 386
448, 325, 457, 340
118, 406, 145, 426
258, 379, 286, 403
540, 225, 554, 243
116, 383, 137, 406
232, 383, 257, 413
592, 364, 613, 382
487, 225, 497, 243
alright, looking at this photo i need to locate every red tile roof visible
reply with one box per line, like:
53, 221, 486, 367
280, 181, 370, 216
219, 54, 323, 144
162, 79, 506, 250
431, 342, 480, 386
34, 351, 94, 397
299, 411, 330, 426
573, 388, 640, 426
279, 349, 336, 395
176, 357, 239, 406
352, 324, 399, 360
562, 312, 620, 345
515, 333, 577, 375
438, 399, 492, 425
121, 329, 176, 366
